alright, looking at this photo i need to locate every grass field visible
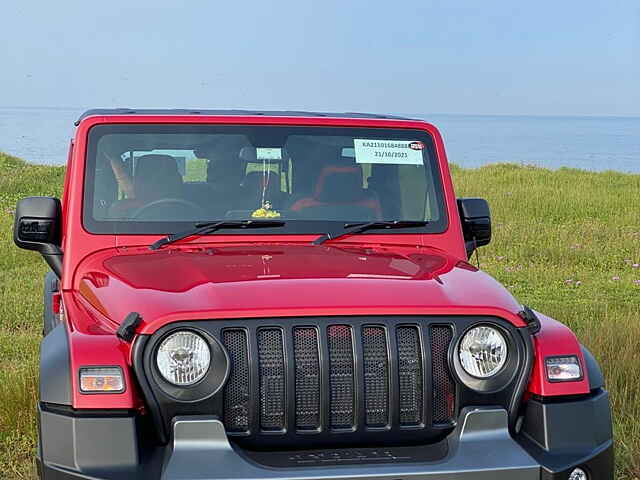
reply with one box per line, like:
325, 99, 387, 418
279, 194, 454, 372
0, 152, 638, 479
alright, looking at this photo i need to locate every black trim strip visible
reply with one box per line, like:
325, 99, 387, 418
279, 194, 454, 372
508, 326, 535, 429
131, 335, 167, 442
529, 389, 603, 404
40, 402, 137, 418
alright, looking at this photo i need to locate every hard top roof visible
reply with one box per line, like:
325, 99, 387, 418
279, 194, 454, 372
76, 108, 418, 125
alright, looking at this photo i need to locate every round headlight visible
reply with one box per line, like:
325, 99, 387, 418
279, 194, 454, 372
458, 326, 507, 378
156, 331, 211, 386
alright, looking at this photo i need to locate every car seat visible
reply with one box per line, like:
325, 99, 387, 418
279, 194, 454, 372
134, 154, 183, 201
290, 161, 382, 221
108, 154, 183, 218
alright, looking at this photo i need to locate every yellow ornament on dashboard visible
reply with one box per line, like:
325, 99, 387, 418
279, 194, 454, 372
251, 201, 281, 218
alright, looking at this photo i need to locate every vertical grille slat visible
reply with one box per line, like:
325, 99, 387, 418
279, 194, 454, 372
257, 329, 286, 430
222, 329, 250, 432
293, 328, 321, 430
362, 326, 389, 427
397, 326, 424, 426
430, 326, 455, 424
327, 325, 355, 429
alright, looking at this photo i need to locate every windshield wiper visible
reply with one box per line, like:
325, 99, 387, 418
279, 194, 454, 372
150, 219, 286, 250
312, 220, 429, 245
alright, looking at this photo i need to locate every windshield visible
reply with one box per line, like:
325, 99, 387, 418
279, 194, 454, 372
84, 124, 447, 235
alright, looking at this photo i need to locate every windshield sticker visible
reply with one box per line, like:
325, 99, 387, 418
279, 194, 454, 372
341, 147, 355, 158
353, 139, 423, 165
256, 147, 282, 160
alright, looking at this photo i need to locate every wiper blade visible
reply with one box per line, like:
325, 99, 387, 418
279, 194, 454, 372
312, 220, 429, 245
150, 219, 286, 250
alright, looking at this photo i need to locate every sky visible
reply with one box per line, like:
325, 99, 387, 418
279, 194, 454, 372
1, 0, 639, 117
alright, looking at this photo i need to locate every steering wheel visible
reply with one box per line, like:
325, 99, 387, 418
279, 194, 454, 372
132, 198, 205, 220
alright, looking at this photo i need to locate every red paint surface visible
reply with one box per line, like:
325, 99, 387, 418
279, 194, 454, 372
53, 113, 590, 408
64, 291, 142, 409
526, 310, 590, 396
73, 243, 526, 335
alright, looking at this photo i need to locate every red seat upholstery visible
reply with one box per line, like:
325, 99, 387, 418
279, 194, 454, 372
290, 165, 382, 220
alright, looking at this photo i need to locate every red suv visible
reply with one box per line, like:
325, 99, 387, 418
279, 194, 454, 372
14, 110, 613, 480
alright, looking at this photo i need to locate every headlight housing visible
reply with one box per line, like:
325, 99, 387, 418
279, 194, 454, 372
458, 325, 508, 378
156, 331, 211, 386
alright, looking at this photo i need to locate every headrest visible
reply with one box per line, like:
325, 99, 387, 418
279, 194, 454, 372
314, 165, 364, 203
135, 154, 180, 176
206, 154, 245, 184
134, 154, 183, 201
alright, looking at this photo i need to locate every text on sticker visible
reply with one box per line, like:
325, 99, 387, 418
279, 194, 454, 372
353, 139, 424, 165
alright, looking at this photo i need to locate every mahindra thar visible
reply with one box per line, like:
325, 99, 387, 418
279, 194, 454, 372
14, 110, 613, 480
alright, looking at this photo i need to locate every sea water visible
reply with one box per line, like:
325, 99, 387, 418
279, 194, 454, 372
0, 107, 638, 173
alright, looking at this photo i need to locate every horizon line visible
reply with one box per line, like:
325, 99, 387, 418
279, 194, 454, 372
0, 105, 639, 120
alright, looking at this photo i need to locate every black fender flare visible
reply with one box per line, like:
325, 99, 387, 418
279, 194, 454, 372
43, 270, 60, 336
40, 323, 72, 405
581, 344, 605, 391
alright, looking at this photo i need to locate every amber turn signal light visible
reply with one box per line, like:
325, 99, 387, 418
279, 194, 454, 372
79, 367, 125, 393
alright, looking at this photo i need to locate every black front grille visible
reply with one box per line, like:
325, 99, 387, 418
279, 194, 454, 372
397, 326, 423, 425
430, 326, 455, 424
293, 327, 321, 430
222, 329, 250, 432
327, 325, 356, 429
362, 326, 389, 427
257, 329, 286, 430
221, 320, 456, 441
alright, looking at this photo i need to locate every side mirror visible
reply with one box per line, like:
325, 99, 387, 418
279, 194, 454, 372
13, 197, 63, 278
457, 197, 491, 258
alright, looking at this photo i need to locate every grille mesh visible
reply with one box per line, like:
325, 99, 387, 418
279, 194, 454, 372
222, 329, 250, 432
257, 329, 286, 430
362, 326, 389, 426
397, 326, 423, 425
293, 328, 321, 429
221, 321, 456, 437
327, 325, 355, 429
430, 326, 455, 424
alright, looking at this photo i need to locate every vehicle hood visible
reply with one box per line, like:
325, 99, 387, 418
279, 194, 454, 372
72, 243, 525, 333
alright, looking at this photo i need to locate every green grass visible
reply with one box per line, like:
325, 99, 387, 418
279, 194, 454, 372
0, 153, 638, 479
451, 163, 640, 479
0, 153, 65, 479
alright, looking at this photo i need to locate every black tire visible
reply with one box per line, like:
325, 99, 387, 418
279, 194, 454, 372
43, 271, 59, 336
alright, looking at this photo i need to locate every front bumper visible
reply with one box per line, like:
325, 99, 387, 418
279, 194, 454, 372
37, 392, 613, 480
